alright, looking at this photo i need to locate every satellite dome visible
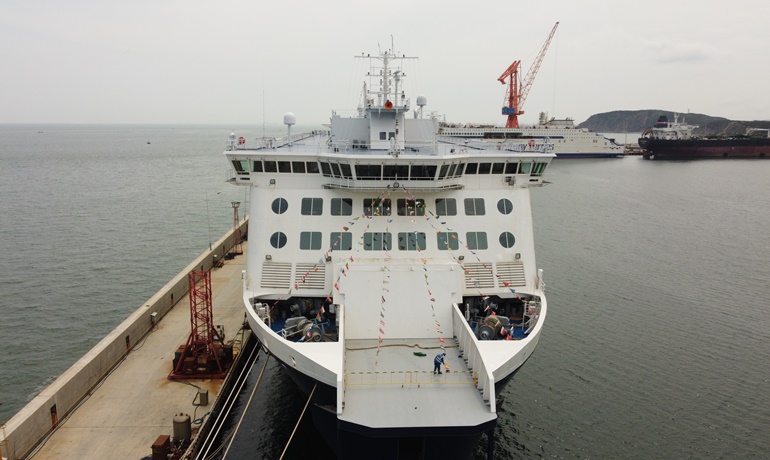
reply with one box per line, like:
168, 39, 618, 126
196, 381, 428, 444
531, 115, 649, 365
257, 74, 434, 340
416, 95, 427, 107
283, 112, 296, 126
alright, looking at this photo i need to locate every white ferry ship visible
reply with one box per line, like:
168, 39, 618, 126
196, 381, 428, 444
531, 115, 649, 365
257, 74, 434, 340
439, 112, 624, 158
224, 48, 550, 459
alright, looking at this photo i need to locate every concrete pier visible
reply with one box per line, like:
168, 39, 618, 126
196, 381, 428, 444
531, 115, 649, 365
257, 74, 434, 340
1, 221, 249, 460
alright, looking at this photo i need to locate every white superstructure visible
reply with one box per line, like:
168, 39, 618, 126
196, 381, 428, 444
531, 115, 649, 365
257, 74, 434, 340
224, 48, 551, 459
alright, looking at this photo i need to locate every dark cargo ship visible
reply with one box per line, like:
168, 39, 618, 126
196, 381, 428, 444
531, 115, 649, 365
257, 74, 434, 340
639, 114, 770, 160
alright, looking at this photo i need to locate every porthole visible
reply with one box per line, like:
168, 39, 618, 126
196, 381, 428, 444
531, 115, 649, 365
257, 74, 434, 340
271, 198, 288, 214
499, 232, 515, 248
270, 232, 287, 249
497, 198, 513, 215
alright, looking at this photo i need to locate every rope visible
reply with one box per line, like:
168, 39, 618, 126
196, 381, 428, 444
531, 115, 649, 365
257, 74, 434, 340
279, 383, 317, 460
220, 351, 271, 459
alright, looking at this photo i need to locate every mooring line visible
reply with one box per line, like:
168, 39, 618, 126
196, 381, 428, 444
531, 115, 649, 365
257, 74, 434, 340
279, 383, 317, 460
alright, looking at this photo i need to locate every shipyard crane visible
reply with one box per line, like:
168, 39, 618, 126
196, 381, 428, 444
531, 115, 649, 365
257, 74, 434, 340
499, 22, 559, 128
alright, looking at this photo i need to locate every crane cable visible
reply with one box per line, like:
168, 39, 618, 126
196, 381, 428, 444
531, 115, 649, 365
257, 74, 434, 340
279, 383, 317, 460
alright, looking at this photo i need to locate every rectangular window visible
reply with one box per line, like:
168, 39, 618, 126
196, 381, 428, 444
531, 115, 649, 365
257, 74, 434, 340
466, 232, 488, 250
447, 164, 457, 177
380, 131, 387, 140
410, 165, 437, 180
435, 198, 457, 216
397, 198, 425, 216
306, 161, 320, 174
319, 162, 332, 177
363, 198, 391, 216
382, 164, 409, 180
492, 163, 505, 174
398, 232, 426, 251
300, 231, 322, 250
437, 232, 459, 250
253, 160, 263, 172
292, 161, 306, 173
520, 162, 532, 174
264, 161, 277, 173
464, 198, 485, 216
504, 162, 519, 174
340, 163, 353, 179
532, 162, 548, 176
330, 163, 342, 178
355, 164, 381, 180
438, 164, 450, 179
465, 163, 478, 174
364, 232, 392, 251
232, 160, 248, 173
478, 163, 491, 174
301, 198, 323, 215
330, 232, 352, 250
331, 198, 353, 216
278, 161, 291, 173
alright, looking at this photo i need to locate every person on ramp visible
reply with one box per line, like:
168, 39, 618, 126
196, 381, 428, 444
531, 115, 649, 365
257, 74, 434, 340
433, 352, 446, 374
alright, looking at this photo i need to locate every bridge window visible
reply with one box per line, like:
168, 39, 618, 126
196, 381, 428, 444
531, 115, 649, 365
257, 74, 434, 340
306, 161, 320, 174
278, 161, 291, 173
531, 162, 548, 176
291, 161, 305, 173
410, 165, 437, 180
264, 161, 277, 173
253, 160, 263, 172
355, 164, 381, 180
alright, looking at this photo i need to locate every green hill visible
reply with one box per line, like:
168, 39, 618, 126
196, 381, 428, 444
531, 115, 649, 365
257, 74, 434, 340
578, 110, 770, 136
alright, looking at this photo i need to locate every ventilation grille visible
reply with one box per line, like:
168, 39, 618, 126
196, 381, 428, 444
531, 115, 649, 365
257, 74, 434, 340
496, 262, 526, 287
294, 263, 326, 290
260, 262, 291, 289
463, 262, 495, 289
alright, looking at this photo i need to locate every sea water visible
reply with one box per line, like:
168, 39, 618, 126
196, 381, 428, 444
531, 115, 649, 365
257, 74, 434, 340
1, 126, 769, 458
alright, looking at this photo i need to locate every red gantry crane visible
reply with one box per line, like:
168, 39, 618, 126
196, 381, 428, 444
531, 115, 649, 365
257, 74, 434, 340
499, 22, 559, 128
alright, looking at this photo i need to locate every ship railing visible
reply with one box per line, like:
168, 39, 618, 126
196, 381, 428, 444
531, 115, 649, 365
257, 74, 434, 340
323, 178, 464, 191
344, 370, 475, 387
452, 303, 496, 413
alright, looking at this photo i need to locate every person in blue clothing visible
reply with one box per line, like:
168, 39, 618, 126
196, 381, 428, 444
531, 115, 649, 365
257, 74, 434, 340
433, 352, 446, 374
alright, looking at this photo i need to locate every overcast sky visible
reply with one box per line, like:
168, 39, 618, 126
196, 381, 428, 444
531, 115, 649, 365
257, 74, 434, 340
2, 0, 768, 126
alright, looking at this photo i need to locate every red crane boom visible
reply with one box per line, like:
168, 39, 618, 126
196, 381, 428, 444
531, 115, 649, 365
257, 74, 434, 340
499, 22, 559, 128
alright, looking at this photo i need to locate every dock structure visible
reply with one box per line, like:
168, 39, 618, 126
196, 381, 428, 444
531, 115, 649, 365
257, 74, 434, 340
1, 222, 248, 460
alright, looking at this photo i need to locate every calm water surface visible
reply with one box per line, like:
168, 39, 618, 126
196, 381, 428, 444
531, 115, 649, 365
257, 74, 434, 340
1, 126, 769, 458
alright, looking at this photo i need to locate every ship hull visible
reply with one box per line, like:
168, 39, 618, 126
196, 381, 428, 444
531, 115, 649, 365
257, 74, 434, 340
640, 137, 770, 160
257, 331, 498, 460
